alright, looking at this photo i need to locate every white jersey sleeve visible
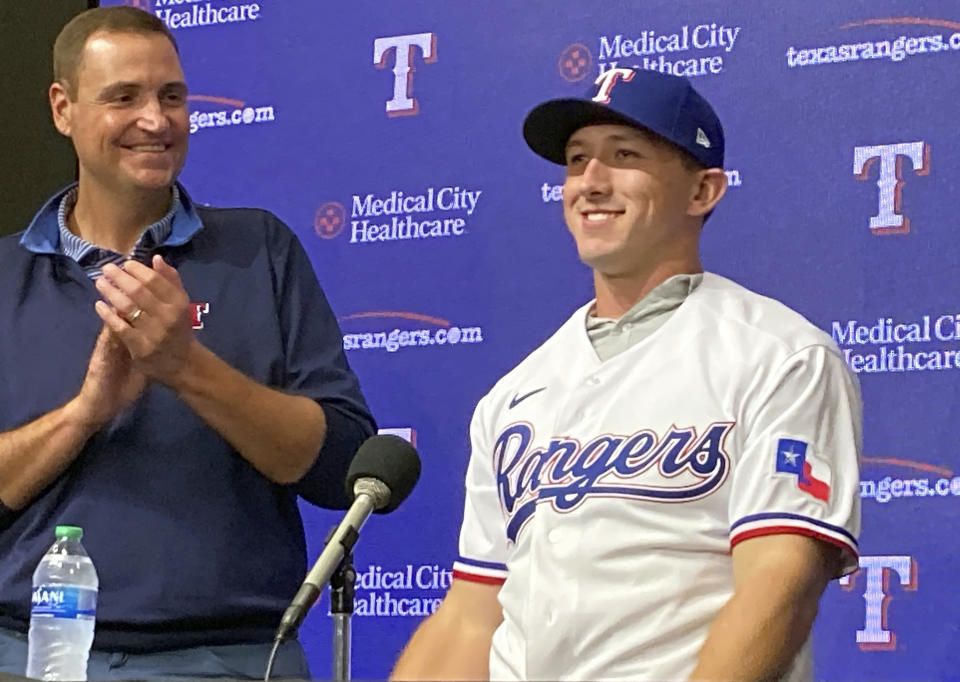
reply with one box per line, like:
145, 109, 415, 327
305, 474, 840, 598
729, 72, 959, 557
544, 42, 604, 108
452, 396, 509, 585
728, 343, 862, 575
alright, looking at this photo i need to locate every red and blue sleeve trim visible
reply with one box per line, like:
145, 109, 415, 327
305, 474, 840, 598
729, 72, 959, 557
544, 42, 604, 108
730, 512, 858, 558
452, 555, 508, 585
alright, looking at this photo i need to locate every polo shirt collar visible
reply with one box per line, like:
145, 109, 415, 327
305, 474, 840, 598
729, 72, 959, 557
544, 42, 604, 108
20, 182, 204, 255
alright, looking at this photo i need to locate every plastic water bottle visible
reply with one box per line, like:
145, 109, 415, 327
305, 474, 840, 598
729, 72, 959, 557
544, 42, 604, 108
26, 526, 98, 681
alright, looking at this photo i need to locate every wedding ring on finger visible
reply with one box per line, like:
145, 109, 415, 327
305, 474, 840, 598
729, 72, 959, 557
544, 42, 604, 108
127, 308, 145, 324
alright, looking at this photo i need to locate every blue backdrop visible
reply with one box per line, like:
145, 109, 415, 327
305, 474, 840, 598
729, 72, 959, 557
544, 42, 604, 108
106, 0, 960, 679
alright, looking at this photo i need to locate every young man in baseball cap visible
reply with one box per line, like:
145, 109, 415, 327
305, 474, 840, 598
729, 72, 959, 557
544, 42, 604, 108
392, 69, 861, 681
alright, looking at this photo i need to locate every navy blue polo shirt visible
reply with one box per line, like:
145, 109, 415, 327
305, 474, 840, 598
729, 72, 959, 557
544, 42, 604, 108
0, 185, 376, 651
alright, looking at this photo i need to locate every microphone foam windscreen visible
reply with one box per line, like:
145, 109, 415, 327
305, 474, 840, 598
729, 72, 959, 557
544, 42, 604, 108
345, 434, 421, 513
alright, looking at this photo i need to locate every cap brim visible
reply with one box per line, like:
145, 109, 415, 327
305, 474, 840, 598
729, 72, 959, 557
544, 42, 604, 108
522, 99, 649, 165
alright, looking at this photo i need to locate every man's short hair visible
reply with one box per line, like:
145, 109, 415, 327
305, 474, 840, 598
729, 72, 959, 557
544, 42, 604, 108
53, 6, 179, 100
627, 125, 708, 173
622, 125, 717, 223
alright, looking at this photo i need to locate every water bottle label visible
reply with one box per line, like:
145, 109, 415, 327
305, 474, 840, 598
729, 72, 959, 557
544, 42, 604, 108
31, 585, 97, 620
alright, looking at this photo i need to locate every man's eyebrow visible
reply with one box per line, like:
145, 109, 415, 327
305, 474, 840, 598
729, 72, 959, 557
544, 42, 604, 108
97, 80, 188, 99
97, 81, 140, 99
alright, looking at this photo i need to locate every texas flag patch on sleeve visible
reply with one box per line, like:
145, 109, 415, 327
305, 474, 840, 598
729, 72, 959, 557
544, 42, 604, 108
774, 438, 831, 503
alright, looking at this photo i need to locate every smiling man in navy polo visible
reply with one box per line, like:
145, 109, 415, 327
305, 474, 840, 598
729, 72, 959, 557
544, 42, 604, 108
0, 6, 374, 679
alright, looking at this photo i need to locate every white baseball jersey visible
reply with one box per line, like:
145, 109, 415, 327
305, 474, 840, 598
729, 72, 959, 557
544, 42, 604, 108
452, 272, 862, 681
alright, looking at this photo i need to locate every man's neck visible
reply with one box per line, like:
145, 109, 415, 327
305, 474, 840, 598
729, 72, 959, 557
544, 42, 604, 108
593, 256, 703, 319
68, 182, 173, 255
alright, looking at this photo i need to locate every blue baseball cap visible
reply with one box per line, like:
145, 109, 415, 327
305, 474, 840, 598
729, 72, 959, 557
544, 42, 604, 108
523, 69, 724, 169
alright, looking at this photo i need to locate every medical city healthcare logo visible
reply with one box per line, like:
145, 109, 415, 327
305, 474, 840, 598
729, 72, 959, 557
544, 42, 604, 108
340, 311, 484, 354
831, 312, 960, 374
559, 43, 593, 82
575, 21, 742, 80
136, 0, 263, 29
187, 94, 277, 135
314, 202, 346, 240
316, 184, 484, 245
351, 562, 452, 617
785, 17, 960, 68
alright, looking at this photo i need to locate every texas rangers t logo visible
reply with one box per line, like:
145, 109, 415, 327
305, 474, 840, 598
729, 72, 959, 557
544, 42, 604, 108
853, 142, 929, 235
373, 32, 438, 116
592, 67, 635, 104
191, 302, 209, 330
775, 438, 830, 502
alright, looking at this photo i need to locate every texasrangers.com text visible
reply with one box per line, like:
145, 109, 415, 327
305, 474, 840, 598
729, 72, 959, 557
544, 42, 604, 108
188, 105, 275, 134
861, 475, 960, 504
343, 326, 484, 353
787, 32, 960, 68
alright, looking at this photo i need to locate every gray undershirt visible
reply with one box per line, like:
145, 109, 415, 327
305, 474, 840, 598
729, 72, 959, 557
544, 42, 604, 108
586, 273, 703, 362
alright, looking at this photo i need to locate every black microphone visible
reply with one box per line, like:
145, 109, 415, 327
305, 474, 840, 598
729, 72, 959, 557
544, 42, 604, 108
274, 434, 421, 642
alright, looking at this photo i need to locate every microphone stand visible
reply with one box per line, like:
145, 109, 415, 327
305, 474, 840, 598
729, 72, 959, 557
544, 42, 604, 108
329, 545, 357, 682
266, 463, 409, 682
266, 515, 363, 682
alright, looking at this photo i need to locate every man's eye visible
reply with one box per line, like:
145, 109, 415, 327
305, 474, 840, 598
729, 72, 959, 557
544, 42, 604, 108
616, 149, 638, 159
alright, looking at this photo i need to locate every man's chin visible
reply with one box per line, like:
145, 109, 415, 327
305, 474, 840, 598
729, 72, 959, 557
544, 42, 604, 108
579, 248, 619, 272
123, 172, 178, 193
119, 159, 183, 188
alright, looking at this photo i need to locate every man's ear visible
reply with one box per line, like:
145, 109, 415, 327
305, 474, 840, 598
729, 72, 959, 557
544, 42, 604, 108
50, 82, 74, 138
687, 168, 728, 218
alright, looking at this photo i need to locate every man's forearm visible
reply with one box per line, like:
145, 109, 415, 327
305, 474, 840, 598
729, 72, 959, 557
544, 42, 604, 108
392, 580, 503, 681
689, 575, 821, 681
167, 341, 327, 485
392, 615, 492, 681
0, 399, 100, 512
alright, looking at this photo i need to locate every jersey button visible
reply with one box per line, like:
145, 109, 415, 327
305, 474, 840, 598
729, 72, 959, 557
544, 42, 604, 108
548, 528, 566, 543
587, 376, 601, 386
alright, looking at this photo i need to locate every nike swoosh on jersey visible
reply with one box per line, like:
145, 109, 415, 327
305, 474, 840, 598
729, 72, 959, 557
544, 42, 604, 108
509, 387, 547, 409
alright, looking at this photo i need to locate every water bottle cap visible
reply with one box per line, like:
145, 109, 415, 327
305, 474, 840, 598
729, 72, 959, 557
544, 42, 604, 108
54, 525, 83, 540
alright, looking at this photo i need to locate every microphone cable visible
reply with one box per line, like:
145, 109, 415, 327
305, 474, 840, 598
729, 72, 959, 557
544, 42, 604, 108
264, 635, 282, 681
